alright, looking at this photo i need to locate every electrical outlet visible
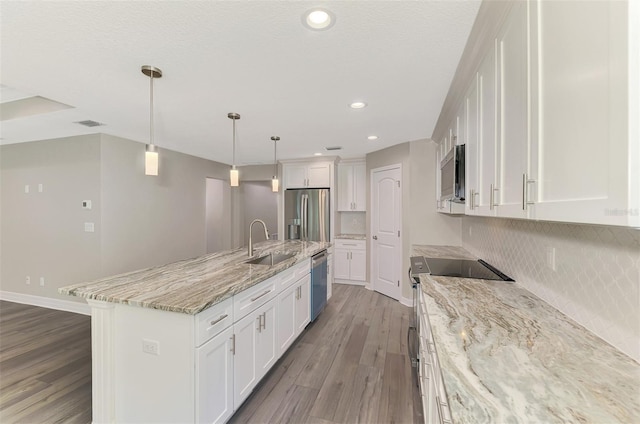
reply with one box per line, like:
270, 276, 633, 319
39, 277, 45, 287
24, 185, 30, 194
142, 339, 160, 356
38, 183, 43, 193
546, 247, 557, 271
26, 276, 31, 285
84, 222, 95, 232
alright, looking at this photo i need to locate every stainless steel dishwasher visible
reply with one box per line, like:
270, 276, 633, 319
310, 250, 328, 321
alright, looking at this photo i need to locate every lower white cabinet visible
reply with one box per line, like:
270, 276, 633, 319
334, 239, 366, 283
233, 300, 277, 409
197, 326, 234, 424
278, 274, 311, 356
103, 259, 313, 424
418, 289, 452, 424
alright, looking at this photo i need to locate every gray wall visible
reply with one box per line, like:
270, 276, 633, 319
1, 134, 235, 302
1, 135, 103, 302
366, 139, 462, 300
409, 139, 462, 246
242, 181, 278, 244
99, 134, 231, 275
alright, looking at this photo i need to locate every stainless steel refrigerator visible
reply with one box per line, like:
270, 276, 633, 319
284, 189, 330, 242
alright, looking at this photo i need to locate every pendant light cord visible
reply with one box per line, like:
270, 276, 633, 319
232, 118, 236, 168
273, 138, 277, 176
150, 73, 154, 146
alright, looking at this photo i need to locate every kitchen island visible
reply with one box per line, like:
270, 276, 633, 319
413, 245, 640, 423
60, 240, 329, 424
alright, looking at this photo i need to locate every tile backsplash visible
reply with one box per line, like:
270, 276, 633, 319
339, 211, 366, 235
462, 216, 640, 363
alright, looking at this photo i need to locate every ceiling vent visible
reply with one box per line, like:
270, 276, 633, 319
325, 146, 342, 151
75, 120, 104, 127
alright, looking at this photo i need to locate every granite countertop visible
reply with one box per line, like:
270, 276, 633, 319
335, 234, 366, 240
412, 244, 640, 423
60, 240, 329, 315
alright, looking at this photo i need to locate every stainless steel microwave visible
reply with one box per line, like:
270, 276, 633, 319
440, 144, 465, 202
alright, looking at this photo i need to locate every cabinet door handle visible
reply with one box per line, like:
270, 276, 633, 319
469, 189, 475, 209
491, 184, 499, 210
257, 316, 262, 332
231, 334, 235, 354
342, 243, 357, 246
250, 289, 271, 302
209, 314, 228, 327
372, 235, 378, 240
261, 312, 266, 330
522, 173, 536, 210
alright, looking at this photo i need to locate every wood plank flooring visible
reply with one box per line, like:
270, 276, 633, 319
0, 284, 422, 423
230, 284, 423, 424
0, 301, 92, 424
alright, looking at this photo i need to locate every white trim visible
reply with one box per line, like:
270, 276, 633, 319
334, 279, 366, 286
400, 295, 413, 307
0, 290, 91, 315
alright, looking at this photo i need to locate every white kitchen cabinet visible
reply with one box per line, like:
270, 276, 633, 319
294, 274, 311, 335
527, 0, 638, 226
446, 0, 638, 226
337, 160, 366, 211
233, 298, 277, 409
465, 73, 479, 216
276, 273, 310, 355
196, 326, 234, 424
495, 0, 530, 219
333, 239, 366, 283
418, 288, 452, 424
282, 162, 332, 188
476, 41, 499, 217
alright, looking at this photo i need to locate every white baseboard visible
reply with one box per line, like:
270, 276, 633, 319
0, 291, 91, 315
334, 279, 366, 286
400, 295, 413, 307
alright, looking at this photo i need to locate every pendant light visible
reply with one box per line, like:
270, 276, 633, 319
141, 65, 162, 176
271, 136, 280, 192
228, 112, 241, 187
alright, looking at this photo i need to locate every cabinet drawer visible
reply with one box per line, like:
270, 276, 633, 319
195, 297, 233, 347
277, 260, 310, 292
334, 239, 366, 250
233, 276, 278, 322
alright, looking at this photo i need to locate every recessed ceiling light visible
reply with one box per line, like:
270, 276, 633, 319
314, 152, 323, 156
302, 8, 335, 31
349, 102, 367, 109
367, 135, 378, 140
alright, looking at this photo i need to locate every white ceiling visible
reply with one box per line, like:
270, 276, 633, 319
0, 1, 480, 165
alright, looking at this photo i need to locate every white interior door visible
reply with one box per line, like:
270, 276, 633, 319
371, 165, 401, 300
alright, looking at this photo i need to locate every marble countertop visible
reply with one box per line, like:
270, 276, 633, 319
412, 244, 640, 423
60, 240, 329, 315
335, 234, 366, 240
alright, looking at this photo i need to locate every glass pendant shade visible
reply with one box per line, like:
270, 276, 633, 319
271, 177, 279, 192
228, 113, 241, 187
230, 167, 239, 187
141, 65, 162, 176
145, 144, 159, 176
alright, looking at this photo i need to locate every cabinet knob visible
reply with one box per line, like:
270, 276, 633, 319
373, 235, 378, 240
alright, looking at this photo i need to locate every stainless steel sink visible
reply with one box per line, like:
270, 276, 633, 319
245, 252, 295, 266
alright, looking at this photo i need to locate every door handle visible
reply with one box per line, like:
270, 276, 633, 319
373, 235, 378, 240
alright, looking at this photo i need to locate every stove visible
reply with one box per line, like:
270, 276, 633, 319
411, 256, 514, 282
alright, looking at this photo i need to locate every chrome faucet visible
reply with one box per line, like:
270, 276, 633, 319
248, 219, 270, 257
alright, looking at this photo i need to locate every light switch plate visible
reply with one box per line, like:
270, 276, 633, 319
84, 222, 95, 232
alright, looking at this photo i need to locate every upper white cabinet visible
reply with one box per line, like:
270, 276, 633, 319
495, 0, 530, 220
337, 160, 366, 211
283, 162, 332, 188
527, 0, 638, 226
438, 0, 638, 227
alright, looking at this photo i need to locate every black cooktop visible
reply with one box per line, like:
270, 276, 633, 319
423, 258, 514, 282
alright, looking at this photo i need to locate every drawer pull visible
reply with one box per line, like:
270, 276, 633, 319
250, 289, 271, 302
209, 314, 228, 327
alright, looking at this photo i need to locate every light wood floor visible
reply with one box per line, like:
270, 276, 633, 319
0, 301, 92, 424
230, 284, 423, 424
0, 284, 421, 424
